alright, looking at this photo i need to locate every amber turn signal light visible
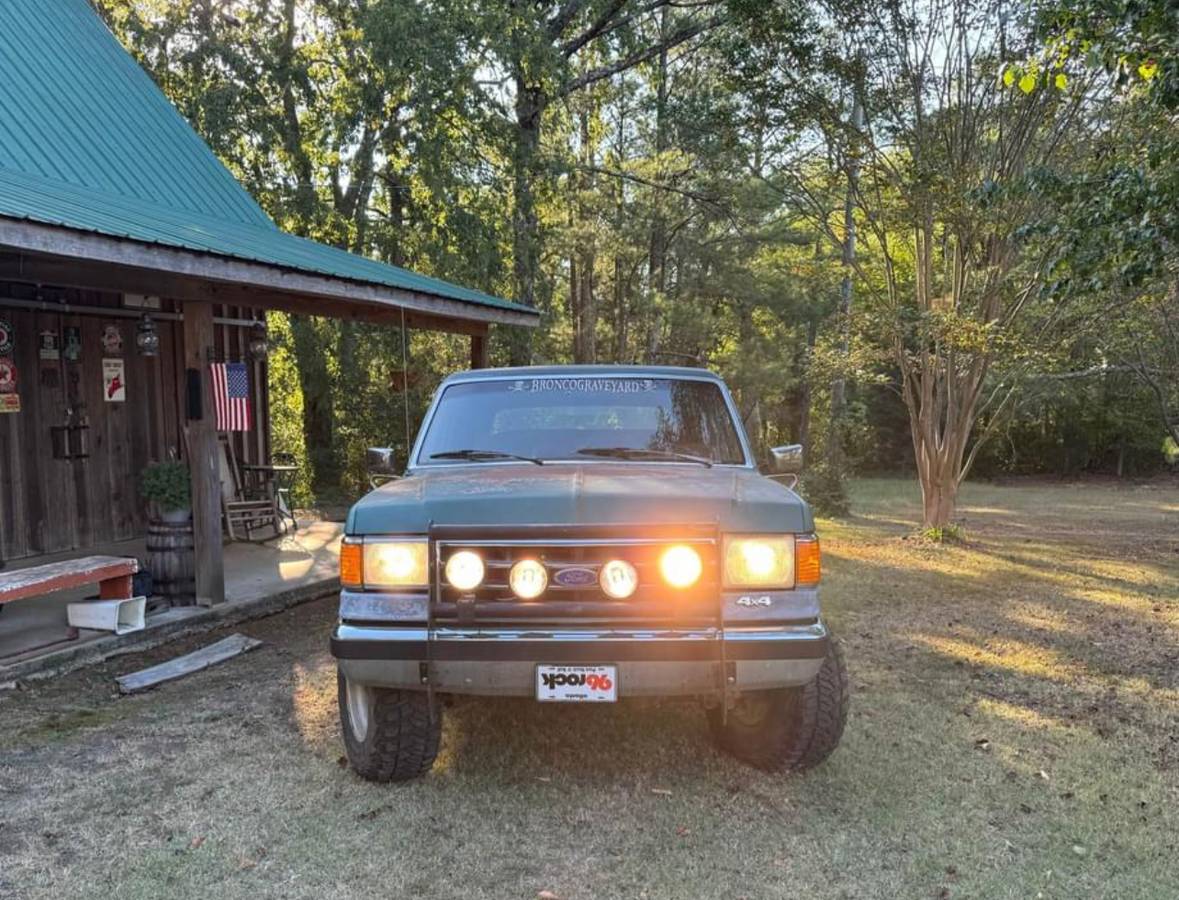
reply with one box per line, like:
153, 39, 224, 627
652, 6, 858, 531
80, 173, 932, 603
795, 535, 820, 586
339, 541, 363, 588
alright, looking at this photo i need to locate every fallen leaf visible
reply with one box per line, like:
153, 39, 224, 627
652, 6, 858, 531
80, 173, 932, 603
1072, 845, 1086, 857
336, 755, 348, 768
651, 788, 673, 796
675, 826, 690, 837
1038, 770, 1050, 781
237, 856, 257, 871
537, 891, 559, 900
974, 738, 991, 751
188, 835, 206, 851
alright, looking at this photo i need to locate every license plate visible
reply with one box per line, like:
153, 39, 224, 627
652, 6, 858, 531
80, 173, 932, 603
535, 664, 617, 702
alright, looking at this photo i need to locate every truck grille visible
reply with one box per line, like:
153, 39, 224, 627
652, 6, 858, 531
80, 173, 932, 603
432, 528, 719, 624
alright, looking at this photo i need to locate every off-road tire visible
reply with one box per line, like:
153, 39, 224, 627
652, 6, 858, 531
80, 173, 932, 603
709, 635, 849, 772
338, 671, 441, 782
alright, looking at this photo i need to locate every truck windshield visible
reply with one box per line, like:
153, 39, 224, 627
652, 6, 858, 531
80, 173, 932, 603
418, 377, 747, 466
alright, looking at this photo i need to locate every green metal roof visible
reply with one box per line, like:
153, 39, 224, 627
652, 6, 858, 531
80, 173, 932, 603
0, 0, 535, 320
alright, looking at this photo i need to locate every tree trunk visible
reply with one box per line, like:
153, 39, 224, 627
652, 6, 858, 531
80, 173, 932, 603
508, 76, 545, 365
829, 80, 864, 469
289, 316, 338, 495
645, 7, 670, 362
920, 472, 958, 530
613, 255, 628, 362
572, 107, 596, 363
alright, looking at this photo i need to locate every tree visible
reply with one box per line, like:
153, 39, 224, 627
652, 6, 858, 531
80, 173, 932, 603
1034, 0, 1179, 450
734, 0, 1117, 527
470, 0, 725, 362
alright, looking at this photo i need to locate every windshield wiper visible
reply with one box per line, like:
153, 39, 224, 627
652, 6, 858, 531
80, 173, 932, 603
575, 446, 713, 467
429, 449, 545, 465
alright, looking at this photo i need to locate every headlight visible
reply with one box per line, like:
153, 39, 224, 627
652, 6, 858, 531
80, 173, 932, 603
445, 550, 485, 592
339, 538, 428, 589
659, 544, 702, 589
599, 559, 638, 599
363, 540, 429, 589
509, 558, 547, 599
723, 536, 794, 588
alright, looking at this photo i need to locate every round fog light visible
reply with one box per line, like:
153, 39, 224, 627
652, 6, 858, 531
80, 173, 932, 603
509, 559, 548, 599
599, 559, 638, 599
445, 550, 484, 592
660, 545, 702, 589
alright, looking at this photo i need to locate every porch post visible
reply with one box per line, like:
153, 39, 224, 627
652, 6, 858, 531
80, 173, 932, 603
470, 327, 489, 369
182, 300, 225, 606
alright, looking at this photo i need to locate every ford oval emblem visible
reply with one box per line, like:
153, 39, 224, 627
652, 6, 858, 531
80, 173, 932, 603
553, 566, 597, 587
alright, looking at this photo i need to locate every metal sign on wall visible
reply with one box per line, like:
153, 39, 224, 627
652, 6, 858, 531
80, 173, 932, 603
0, 356, 19, 413
103, 358, 125, 402
0, 357, 16, 393
39, 329, 60, 360
101, 324, 123, 355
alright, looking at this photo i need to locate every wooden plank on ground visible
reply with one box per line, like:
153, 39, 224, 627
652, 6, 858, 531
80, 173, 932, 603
116, 633, 262, 694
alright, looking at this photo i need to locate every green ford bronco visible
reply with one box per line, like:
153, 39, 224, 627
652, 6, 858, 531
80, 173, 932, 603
332, 366, 848, 780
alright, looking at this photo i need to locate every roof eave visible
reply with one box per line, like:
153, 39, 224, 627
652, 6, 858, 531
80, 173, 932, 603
0, 216, 540, 329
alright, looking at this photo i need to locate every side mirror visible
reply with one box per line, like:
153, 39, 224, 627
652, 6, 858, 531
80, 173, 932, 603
768, 444, 803, 475
366, 447, 400, 487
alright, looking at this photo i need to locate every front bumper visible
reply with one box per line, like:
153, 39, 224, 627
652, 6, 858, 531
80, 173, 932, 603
331, 622, 829, 697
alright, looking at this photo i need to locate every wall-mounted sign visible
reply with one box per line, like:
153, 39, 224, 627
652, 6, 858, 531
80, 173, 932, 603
0, 394, 19, 414
103, 358, 125, 402
0, 358, 17, 393
64, 326, 82, 362
123, 293, 162, 310
101, 324, 123, 355
39, 329, 60, 360
0, 319, 12, 356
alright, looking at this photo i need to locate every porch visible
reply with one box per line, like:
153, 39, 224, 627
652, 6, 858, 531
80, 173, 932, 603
0, 0, 537, 659
0, 519, 342, 680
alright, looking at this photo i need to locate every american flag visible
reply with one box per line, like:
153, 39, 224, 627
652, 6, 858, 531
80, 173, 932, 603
211, 362, 252, 431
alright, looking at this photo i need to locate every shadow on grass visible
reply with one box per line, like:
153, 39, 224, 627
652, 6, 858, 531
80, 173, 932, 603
822, 539, 1177, 757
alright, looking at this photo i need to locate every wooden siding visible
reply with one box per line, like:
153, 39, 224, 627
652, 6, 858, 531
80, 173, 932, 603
0, 284, 268, 563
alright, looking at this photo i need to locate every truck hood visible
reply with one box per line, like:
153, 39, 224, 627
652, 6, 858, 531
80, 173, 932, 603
346, 463, 813, 534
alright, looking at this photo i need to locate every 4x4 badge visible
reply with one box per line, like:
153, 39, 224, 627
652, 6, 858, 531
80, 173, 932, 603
736, 595, 773, 608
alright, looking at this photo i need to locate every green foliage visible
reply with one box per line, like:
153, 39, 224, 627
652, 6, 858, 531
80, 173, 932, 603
139, 462, 191, 513
915, 523, 966, 544
98, 0, 1175, 508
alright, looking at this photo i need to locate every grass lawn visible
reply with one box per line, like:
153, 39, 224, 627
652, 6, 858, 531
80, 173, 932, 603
1, 478, 1176, 899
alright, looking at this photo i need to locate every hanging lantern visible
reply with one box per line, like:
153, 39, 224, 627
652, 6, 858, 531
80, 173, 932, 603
135, 314, 160, 356
248, 321, 269, 360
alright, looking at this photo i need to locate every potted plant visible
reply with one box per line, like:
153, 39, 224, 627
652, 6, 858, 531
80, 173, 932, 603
141, 461, 192, 523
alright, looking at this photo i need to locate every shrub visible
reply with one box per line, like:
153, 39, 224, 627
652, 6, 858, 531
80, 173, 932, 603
140, 461, 191, 512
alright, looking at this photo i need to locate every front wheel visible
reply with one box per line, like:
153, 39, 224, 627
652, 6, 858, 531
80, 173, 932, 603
709, 636, 849, 772
338, 671, 441, 782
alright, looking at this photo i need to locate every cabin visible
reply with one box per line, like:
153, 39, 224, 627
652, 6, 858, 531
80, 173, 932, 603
0, 0, 537, 637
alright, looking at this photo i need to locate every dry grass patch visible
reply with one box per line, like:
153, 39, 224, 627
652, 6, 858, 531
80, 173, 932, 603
0, 477, 1176, 899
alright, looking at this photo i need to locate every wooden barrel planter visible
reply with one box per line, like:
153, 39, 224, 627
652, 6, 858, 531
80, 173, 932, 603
145, 520, 196, 605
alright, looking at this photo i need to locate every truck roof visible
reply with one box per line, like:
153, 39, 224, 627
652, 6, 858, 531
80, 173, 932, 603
444, 364, 725, 384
